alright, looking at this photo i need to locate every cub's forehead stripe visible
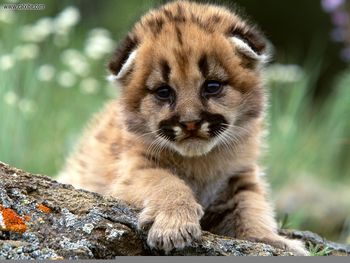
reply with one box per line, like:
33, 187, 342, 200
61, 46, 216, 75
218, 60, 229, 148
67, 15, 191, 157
160, 59, 171, 83
198, 54, 209, 78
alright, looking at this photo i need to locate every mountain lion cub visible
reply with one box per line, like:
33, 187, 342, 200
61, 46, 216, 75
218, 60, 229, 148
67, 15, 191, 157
58, 0, 308, 255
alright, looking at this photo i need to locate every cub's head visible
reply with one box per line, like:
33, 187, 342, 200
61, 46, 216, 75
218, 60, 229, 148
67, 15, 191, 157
108, 1, 270, 157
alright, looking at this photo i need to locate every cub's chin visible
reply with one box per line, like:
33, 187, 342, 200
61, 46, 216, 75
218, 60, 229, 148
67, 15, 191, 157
170, 138, 218, 157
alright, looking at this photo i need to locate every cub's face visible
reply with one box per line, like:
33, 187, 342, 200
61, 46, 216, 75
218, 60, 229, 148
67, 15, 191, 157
108, 1, 269, 157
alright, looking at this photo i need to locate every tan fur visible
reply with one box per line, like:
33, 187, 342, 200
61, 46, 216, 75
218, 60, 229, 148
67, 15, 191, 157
58, 1, 308, 255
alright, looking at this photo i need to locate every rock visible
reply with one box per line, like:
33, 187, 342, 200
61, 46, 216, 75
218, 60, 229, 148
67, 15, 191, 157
0, 161, 349, 258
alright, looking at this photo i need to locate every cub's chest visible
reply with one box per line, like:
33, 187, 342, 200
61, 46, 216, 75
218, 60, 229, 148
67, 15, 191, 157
178, 167, 231, 209
195, 177, 230, 209
177, 161, 252, 209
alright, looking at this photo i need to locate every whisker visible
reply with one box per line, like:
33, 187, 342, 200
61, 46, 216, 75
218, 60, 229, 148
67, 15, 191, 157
134, 129, 161, 141
222, 123, 250, 133
145, 133, 172, 168
214, 125, 246, 154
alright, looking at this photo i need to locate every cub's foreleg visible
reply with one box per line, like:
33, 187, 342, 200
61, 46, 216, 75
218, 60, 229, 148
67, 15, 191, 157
108, 155, 203, 252
201, 168, 308, 256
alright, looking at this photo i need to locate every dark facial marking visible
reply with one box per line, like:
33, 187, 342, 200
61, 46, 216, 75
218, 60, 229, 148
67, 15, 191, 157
174, 3, 186, 22
160, 59, 171, 83
200, 111, 228, 137
198, 54, 209, 78
210, 15, 222, 23
158, 112, 227, 142
190, 13, 209, 32
158, 115, 180, 141
162, 7, 186, 23
173, 48, 189, 69
175, 26, 183, 45
147, 17, 165, 35
176, 3, 184, 17
163, 9, 174, 20
108, 34, 138, 75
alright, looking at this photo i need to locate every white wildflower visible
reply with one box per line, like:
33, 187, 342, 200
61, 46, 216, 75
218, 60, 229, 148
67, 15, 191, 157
54, 6, 80, 34
34, 17, 54, 38
3, 91, 18, 106
37, 64, 55, 82
0, 10, 16, 24
57, 71, 77, 88
21, 26, 46, 42
18, 99, 37, 115
61, 49, 89, 76
80, 78, 99, 94
20, 18, 53, 43
0, 54, 15, 70
13, 44, 39, 60
21, 25, 38, 42
84, 28, 114, 60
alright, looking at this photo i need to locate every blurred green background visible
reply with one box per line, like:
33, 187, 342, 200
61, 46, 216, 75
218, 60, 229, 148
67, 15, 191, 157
0, 0, 349, 245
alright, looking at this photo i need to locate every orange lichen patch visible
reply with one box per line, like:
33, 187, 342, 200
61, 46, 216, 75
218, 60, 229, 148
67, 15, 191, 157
23, 215, 31, 222
36, 203, 51, 214
0, 205, 27, 233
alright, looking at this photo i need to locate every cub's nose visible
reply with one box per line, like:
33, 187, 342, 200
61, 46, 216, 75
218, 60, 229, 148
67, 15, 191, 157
179, 119, 202, 131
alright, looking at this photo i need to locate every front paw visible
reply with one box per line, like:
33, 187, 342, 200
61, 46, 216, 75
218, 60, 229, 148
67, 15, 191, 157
147, 216, 202, 252
281, 238, 309, 256
138, 203, 203, 252
255, 235, 309, 256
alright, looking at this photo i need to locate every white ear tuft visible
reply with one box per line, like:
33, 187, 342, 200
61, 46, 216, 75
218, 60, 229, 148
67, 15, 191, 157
106, 74, 118, 82
231, 37, 269, 63
108, 49, 138, 82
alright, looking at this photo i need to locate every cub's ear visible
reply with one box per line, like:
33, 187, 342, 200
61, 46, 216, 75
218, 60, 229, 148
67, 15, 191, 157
227, 25, 272, 66
107, 34, 138, 82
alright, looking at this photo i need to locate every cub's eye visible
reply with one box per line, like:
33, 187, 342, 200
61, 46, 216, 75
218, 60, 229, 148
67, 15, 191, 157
202, 80, 223, 97
155, 85, 174, 101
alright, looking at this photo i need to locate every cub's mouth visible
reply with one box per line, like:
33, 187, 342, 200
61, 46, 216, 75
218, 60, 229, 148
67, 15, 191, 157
178, 133, 208, 141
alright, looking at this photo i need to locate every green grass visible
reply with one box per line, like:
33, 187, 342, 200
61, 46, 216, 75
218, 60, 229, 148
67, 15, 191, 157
307, 243, 333, 256
0, 7, 114, 175
266, 63, 350, 242
266, 63, 350, 186
0, 3, 349, 244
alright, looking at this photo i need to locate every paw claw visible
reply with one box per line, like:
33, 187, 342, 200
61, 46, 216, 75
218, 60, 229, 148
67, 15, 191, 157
144, 214, 202, 252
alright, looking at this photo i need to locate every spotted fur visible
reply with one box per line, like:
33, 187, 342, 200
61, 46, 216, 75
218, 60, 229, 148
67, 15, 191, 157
58, 1, 308, 255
